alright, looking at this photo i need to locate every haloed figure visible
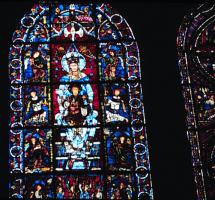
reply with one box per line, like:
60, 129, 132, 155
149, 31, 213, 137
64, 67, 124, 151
113, 135, 132, 169
25, 51, 47, 82
25, 136, 49, 171
31, 51, 46, 81
64, 85, 85, 125
102, 48, 125, 81
25, 89, 48, 124
60, 53, 88, 82
105, 87, 128, 123
60, 52, 93, 101
68, 61, 87, 81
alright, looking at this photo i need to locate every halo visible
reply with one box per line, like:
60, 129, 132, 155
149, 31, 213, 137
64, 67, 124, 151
61, 51, 86, 72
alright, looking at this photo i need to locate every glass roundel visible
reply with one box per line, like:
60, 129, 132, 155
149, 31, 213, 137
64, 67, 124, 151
9, 2, 153, 199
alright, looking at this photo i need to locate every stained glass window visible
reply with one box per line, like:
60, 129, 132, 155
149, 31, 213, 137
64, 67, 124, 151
9, 2, 153, 199
177, 4, 215, 200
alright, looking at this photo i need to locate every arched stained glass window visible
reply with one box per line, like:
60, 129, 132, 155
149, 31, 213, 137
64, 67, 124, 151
8, 1, 153, 199
177, 4, 215, 200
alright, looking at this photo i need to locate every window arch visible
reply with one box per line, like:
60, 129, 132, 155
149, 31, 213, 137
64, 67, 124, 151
177, 4, 215, 200
9, 2, 153, 199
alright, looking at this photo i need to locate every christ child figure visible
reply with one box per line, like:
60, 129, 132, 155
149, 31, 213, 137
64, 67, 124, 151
64, 85, 85, 126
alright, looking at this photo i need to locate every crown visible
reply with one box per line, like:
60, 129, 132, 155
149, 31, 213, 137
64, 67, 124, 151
66, 54, 79, 63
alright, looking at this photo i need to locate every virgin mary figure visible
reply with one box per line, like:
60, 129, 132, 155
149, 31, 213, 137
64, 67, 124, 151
55, 46, 95, 126
60, 50, 93, 102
